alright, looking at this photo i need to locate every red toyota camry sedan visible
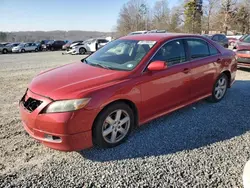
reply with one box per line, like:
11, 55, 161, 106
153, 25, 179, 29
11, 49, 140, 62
19, 33, 237, 151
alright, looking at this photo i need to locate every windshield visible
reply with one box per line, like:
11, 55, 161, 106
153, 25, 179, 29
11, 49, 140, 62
242, 35, 250, 43
18, 43, 25, 47
47, 40, 54, 44
202, 35, 212, 39
6, 43, 14, 47
240, 34, 248, 40
84, 39, 156, 71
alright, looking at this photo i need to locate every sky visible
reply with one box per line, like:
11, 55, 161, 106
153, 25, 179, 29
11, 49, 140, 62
0, 0, 179, 32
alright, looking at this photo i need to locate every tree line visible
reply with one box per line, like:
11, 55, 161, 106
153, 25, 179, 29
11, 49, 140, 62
116, 0, 250, 36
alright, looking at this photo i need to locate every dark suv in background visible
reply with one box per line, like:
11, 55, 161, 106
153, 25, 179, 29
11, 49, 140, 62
203, 34, 229, 48
42, 40, 66, 51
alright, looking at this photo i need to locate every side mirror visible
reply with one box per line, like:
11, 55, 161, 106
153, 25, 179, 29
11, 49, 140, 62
147, 61, 167, 71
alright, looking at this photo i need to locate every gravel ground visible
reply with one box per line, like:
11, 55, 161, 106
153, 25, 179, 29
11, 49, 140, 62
0, 51, 250, 187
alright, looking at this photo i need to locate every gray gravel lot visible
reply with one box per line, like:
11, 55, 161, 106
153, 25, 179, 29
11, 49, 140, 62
0, 51, 250, 187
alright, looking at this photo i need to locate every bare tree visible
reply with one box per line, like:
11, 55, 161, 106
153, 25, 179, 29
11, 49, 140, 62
203, 0, 217, 33
221, 0, 237, 34
152, 0, 170, 30
116, 0, 148, 36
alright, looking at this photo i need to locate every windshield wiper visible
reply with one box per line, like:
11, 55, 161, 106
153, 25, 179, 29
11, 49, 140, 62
88, 62, 112, 70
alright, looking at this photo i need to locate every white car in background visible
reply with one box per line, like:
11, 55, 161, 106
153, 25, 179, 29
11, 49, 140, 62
66, 38, 110, 55
12, 43, 39, 53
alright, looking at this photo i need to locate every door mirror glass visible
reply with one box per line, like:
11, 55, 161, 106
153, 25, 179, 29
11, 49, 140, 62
147, 61, 167, 71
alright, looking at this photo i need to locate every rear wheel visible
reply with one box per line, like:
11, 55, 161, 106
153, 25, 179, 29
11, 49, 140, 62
35, 48, 38, 52
93, 103, 134, 148
2, 49, 7, 54
50, 47, 54, 51
208, 73, 228, 103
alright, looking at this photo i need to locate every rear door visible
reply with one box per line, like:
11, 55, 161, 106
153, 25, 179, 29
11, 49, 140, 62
31, 43, 37, 50
185, 38, 220, 100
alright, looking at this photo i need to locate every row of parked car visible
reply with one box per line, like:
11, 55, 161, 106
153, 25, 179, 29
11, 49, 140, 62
0, 37, 111, 55
0, 40, 66, 54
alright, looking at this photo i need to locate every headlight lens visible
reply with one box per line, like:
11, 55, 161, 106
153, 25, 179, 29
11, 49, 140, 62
45, 98, 91, 113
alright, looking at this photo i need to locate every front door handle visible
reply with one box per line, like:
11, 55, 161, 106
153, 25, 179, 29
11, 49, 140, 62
183, 68, 190, 74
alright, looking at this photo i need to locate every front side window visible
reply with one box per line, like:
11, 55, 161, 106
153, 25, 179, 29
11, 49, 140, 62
84, 39, 156, 71
151, 40, 187, 66
186, 39, 210, 59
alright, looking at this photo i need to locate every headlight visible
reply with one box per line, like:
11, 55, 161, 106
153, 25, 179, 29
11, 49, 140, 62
45, 98, 91, 113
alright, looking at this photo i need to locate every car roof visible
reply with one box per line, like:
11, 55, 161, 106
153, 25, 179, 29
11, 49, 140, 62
120, 33, 204, 42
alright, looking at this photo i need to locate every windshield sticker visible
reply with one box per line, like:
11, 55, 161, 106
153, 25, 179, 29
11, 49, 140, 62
127, 64, 134, 68
138, 41, 156, 46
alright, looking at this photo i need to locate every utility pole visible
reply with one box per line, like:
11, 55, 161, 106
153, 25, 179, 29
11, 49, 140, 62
194, 0, 203, 34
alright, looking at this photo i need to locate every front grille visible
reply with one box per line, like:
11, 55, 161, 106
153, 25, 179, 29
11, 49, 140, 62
23, 97, 42, 112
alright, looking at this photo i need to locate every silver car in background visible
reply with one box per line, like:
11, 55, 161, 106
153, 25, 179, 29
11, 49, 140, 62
0, 43, 20, 54
12, 43, 39, 53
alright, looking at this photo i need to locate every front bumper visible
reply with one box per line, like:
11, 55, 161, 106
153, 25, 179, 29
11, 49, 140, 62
237, 55, 250, 68
66, 48, 78, 54
19, 89, 94, 151
12, 49, 20, 53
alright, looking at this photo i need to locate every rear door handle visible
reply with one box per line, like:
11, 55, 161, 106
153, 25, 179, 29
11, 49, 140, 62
183, 68, 191, 74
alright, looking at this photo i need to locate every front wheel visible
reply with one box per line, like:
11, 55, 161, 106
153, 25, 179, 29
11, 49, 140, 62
93, 103, 134, 148
79, 47, 86, 55
2, 49, 7, 54
35, 48, 38, 52
21, 49, 25, 53
208, 73, 228, 103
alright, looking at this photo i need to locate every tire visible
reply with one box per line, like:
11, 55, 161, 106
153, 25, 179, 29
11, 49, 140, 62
2, 49, 7, 54
79, 47, 86, 55
35, 48, 38, 52
21, 49, 25, 53
208, 73, 229, 103
93, 102, 134, 148
50, 47, 54, 51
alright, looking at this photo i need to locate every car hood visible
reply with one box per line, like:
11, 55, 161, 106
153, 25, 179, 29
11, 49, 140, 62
29, 62, 129, 100
237, 42, 250, 50
70, 43, 80, 48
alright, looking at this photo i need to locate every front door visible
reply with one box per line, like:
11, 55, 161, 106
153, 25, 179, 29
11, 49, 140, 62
140, 39, 192, 121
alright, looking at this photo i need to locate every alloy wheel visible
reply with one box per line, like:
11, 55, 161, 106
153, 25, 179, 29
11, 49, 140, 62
214, 76, 227, 100
102, 109, 130, 144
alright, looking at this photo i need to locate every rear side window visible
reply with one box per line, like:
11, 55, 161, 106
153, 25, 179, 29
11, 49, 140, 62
186, 39, 210, 59
151, 39, 187, 66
